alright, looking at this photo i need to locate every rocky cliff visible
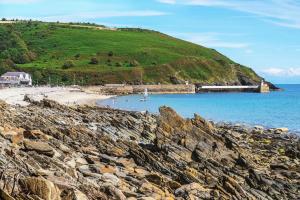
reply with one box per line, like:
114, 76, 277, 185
0, 99, 299, 199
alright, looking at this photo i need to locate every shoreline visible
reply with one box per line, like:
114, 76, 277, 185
1, 86, 297, 135
0, 86, 113, 106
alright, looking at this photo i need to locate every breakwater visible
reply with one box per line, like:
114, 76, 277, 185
83, 84, 196, 95
83, 83, 269, 95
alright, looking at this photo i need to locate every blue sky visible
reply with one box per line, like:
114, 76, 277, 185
1, 0, 300, 83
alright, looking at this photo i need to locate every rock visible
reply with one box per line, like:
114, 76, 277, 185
102, 173, 120, 186
0, 188, 15, 200
101, 184, 126, 200
139, 181, 172, 199
24, 129, 50, 140
254, 126, 264, 130
23, 140, 55, 157
11, 132, 24, 145
270, 164, 289, 170
175, 183, 211, 199
19, 177, 61, 200
0, 96, 299, 200
192, 114, 214, 133
63, 189, 88, 200
145, 173, 164, 186
75, 157, 88, 167
274, 127, 289, 134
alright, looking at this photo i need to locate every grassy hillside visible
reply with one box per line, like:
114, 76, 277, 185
0, 21, 261, 85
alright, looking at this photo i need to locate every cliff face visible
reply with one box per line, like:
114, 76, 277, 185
0, 99, 299, 199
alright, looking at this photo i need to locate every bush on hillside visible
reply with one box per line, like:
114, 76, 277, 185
74, 53, 80, 59
115, 62, 122, 67
129, 60, 140, 67
108, 51, 114, 57
62, 60, 75, 69
89, 57, 99, 65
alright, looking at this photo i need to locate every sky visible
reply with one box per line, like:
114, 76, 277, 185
1, 0, 300, 83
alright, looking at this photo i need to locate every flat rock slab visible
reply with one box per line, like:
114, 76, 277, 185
24, 140, 54, 157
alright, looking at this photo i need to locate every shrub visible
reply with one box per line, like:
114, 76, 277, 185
74, 53, 80, 59
62, 60, 75, 69
108, 51, 114, 57
89, 57, 99, 64
115, 62, 122, 67
129, 60, 140, 67
33, 71, 43, 82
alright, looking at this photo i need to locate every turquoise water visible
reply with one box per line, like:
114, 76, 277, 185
98, 84, 300, 134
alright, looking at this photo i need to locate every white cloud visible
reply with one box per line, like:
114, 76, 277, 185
0, 0, 40, 4
173, 32, 249, 49
159, 0, 300, 29
11, 10, 169, 22
157, 0, 176, 4
261, 67, 300, 77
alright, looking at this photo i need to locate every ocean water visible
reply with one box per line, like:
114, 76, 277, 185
98, 84, 300, 134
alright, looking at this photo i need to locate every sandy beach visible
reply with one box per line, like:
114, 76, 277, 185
0, 86, 112, 106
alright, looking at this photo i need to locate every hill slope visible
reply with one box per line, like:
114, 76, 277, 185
0, 21, 262, 85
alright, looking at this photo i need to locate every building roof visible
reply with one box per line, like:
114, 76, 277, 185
1, 72, 28, 77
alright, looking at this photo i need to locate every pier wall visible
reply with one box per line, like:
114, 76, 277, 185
82, 84, 196, 95
197, 85, 269, 93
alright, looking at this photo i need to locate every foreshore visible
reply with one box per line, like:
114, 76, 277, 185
0, 97, 299, 199
0, 86, 113, 106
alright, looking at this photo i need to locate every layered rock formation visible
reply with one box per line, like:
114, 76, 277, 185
0, 99, 299, 199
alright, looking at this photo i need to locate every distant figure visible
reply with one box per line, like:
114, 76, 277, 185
140, 88, 148, 101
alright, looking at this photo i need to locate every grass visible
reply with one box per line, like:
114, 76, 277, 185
0, 21, 261, 85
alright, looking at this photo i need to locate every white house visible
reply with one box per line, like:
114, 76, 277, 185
0, 72, 32, 86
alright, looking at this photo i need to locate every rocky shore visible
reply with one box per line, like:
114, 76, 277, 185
0, 98, 299, 200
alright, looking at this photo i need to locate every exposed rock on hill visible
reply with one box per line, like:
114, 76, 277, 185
0, 99, 299, 199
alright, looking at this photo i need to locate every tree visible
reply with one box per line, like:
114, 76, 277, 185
1, 18, 6, 21
89, 57, 99, 65
33, 71, 43, 84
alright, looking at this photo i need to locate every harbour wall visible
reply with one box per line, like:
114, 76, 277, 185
83, 84, 196, 95
82, 84, 269, 95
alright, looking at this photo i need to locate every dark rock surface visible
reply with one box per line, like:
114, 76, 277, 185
0, 99, 299, 199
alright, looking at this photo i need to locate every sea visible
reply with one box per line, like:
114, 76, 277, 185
98, 84, 300, 134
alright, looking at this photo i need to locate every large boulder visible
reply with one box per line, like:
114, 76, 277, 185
19, 177, 61, 200
23, 140, 54, 157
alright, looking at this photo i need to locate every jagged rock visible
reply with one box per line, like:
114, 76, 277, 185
175, 182, 212, 199
191, 113, 214, 134
19, 177, 61, 200
101, 184, 126, 200
0, 99, 298, 199
0, 188, 15, 200
63, 189, 89, 200
101, 173, 120, 186
274, 127, 289, 134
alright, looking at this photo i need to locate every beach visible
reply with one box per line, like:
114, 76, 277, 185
0, 86, 112, 106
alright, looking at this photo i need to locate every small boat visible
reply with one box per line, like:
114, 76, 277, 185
140, 88, 148, 101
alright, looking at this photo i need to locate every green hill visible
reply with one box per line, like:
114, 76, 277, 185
0, 21, 262, 85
